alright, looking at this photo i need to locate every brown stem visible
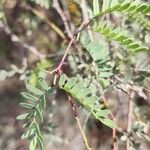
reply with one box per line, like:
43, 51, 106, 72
126, 93, 133, 150
67, 95, 92, 150
53, 0, 73, 39
103, 100, 117, 150
80, 0, 93, 41
0, 22, 45, 59
25, 5, 65, 39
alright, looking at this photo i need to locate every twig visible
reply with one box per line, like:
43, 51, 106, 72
57, 38, 74, 70
0, 22, 45, 59
25, 5, 65, 39
46, 37, 75, 79
76, 117, 92, 150
46, 50, 64, 58
103, 100, 117, 150
53, 0, 73, 39
126, 92, 133, 150
80, 0, 93, 41
83, 112, 91, 133
53, 0, 91, 57
55, 37, 74, 75
67, 95, 92, 150
114, 75, 148, 99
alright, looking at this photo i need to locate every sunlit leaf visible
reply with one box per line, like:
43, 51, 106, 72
102, 0, 111, 12
93, 0, 100, 16
59, 74, 114, 128
35, 107, 43, 122
101, 118, 116, 128
26, 84, 44, 95
21, 92, 39, 101
16, 113, 30, 120
39, 77, 49, 91
20, 103, 34, 109
29, 136, 37, 150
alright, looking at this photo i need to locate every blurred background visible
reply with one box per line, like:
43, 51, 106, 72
0, 0, 150, 150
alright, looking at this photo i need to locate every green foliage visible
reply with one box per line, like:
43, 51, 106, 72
94, 24, 148, 53
29, 59, 53, 86
85, 39, 109, 61
81, 37, 112, 87
14, 0, 150, 149
93, 0, 100, 16
58, 74, 115, 128
92, 0, 150, 31
84, 1, 150, 94
17, 77, 51, 150
89, 0, 150, 77
99, 0, 150, 16
128, 12, 150, 31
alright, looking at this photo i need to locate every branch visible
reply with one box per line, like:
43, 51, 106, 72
53, 0, 73, 39
24, 5, 65, 39
67, 95, 92, 150
80, 0, 93, 41
47, 37, 75, 78
126, 92, 134, 150
103, 100, 117, 150
0, 22, 45, 59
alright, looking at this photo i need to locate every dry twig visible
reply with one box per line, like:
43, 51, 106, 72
67, 95, 92, 150
0, 22, 45, 59
25, 5, 65, 39
103, 100, 118, 150
126, 92, 134, 150
53, 0, 73, 39
80, 0, 93, 41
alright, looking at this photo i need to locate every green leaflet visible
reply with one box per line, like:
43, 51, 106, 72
100, 1, 150, 16
85, 40, 109, 61
95, 109, 110, 117
84, 96, 99, 106
30, 136, 37, 150
83, 38, 113, 88
102, 0, 111, 12
33, 122, 43, 138
70, 82, 85, 96
136, 5, 147, 12
17, 77, 49, 150
21, 128, 35, 139
16, 113, 30, 120
21, 92, 39, 102
127, 12, 150, 31
110, 0, 119, 8
26, 84, 44, 95
39, 77, 49, 91
35, 107, 43, 122
63, 77, 78, 90
77, 88, 91, 99
19, 103, 34, 109
94, 25, 148, 53
37, 135, 44, 150
40, 95, 46, 109
143, 5, 150, 14
93, 1, 150, 31
58, 74, 115, 128
99, 72, 113, 78
93, 0, 100, 16
100, 118, 116, 128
